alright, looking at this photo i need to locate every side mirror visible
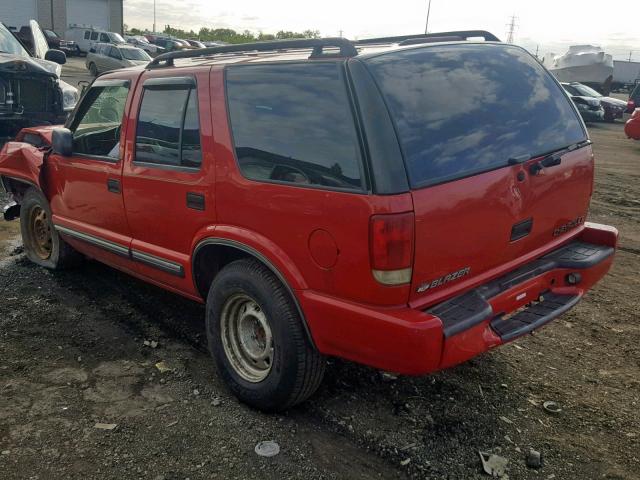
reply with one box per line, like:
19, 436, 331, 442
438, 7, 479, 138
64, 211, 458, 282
52, 128, 73, 157
45, 49, 66, 65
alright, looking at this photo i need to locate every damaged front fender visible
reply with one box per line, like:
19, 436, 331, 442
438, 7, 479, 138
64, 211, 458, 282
0, 127, 52, 206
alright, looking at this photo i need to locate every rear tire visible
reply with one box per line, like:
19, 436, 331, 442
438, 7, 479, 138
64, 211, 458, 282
206, 258, 325, 412
20, 188, 82, 270
89, 62, 98, 76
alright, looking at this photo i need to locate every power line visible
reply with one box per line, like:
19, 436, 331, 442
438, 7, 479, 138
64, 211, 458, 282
506, 15, 518, 44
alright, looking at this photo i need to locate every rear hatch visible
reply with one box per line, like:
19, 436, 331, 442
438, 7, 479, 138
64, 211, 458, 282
364, 43, 593, 306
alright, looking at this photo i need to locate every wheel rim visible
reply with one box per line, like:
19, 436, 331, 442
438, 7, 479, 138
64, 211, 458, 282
220, 293, 273, 383
29, 206, 52, 260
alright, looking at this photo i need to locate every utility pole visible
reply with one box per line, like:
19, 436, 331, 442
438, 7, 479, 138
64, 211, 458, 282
339, 29, 343, 38
535, 45, 539, 59
506, 15, 518, 43
630, 51, 633, 62
153, 0, 157, 33
424, 0, 432, 34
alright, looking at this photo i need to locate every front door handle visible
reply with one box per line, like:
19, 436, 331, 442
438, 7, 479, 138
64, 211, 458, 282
107, 179, 121, 193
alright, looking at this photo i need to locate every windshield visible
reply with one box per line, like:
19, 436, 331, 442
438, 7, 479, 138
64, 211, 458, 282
109, 33, 126, 43
574, 84, 602, 98
365, 44, 587, 188
121, 48, 150, 61
0, 23, 30, 57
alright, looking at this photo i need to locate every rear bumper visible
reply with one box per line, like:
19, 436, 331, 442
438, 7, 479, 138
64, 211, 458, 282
300, 223, 617, 375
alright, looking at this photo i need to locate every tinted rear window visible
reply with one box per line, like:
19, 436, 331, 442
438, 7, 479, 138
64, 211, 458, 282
365, 44, 587, 188
226, 63, 364, 191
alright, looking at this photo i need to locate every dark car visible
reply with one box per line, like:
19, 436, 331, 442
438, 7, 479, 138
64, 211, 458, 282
151, 37, 190, 52
43, 29, 78, 56
562, 82, 627, 122
185, 39, 205, 48
0, 33, 617, 411
0, 20, 78, 146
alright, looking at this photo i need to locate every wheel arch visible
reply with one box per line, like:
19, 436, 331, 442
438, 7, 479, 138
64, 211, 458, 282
192, 238, 316, 349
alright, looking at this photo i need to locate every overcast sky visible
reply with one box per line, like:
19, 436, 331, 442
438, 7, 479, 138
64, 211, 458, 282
124, 0, 640, 61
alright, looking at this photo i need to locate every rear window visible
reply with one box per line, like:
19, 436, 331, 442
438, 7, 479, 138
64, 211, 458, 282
365, 44, 587, 188
226, 63, 364, 191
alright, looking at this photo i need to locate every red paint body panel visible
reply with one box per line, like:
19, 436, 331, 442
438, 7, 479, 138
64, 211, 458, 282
410, 147, 594, 308
625, 109, 640, 140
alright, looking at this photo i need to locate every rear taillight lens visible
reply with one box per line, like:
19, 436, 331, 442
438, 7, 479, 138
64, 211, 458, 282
370, 212, 414, 285
628, 100, 636, 113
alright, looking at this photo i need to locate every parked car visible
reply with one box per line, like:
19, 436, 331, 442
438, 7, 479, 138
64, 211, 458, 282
43, 29, 78, 56
86, 42, 151, 75
65, 26, 126, 54
627, 83, 640, 113
562, 82, 627, 122
150, 36, 191, 52
1, 19, 77, 146
15, 25, 78, 57
125, 35, 165, 56
0, 32, 617, 411
185, 39, 205, 48
567, 94, 605, 122
202, 40, 228, 47
625, 108, 640, 139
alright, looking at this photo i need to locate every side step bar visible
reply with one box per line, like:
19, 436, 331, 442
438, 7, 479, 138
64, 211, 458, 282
490, 292, 580, 341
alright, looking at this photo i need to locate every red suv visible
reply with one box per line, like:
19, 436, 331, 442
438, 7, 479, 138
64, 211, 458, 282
0, 31, 617, 411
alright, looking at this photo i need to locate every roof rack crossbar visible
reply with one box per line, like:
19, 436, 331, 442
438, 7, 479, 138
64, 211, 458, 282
147, 37, 358, 68
354, 30, 501, 45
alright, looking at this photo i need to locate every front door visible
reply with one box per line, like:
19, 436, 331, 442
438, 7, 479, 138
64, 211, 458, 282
47, 77, 136, 271
121, 71, 214, 294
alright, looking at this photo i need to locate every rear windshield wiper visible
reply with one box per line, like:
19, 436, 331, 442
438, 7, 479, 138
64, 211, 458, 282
508, 140, 591, 175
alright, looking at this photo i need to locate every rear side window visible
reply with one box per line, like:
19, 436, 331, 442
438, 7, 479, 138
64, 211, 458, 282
226, 63, 363, 191
365, 44, 587, 188
135, 85, 202, 169
84, 31, 90, 40
90, 32, 98, 41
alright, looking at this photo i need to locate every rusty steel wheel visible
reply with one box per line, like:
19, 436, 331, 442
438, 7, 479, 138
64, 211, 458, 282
28, 206, 53, 260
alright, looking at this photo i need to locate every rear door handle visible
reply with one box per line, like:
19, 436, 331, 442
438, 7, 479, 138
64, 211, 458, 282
107, 179, 121, 193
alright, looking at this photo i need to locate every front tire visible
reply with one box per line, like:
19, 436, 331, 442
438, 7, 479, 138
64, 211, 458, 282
88, 62, 98, 76
20, 188, 81, 269
206, 258, 325, 411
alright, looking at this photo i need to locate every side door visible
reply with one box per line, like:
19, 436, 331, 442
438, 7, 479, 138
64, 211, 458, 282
46, 77, 137, 272
121, 71, 214, 294
105, 46, 122, 72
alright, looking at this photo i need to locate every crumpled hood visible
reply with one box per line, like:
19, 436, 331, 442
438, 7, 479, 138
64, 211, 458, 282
600, 96, 628, 108
0, 53, 61, 78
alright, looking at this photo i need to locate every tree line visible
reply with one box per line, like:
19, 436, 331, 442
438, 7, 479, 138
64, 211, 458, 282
125, 25, 321, 43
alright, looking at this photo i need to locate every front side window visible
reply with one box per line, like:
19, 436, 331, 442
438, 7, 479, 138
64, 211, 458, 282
135, 85, 202, 168
100, 33, 109, 43
226, 63, 363, 190
71, 84, 129, 158
365, 44, 588, 188
108, 47, 121, 59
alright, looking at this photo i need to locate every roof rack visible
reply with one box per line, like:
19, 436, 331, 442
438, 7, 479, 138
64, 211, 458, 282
354, 30, 501, 45
147, 37, 358, 68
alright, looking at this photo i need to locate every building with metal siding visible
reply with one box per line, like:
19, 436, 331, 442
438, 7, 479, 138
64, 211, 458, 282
0, 0, 123, 34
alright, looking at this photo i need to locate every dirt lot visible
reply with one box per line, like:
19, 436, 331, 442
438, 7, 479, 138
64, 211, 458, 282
1, 120, 638, 480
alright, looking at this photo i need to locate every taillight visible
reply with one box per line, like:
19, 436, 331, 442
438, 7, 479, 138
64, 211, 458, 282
369, 212, 414, 285
628, 100, 636, 113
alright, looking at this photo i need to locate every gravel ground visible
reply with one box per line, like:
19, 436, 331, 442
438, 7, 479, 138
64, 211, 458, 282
0, 121, 638, 479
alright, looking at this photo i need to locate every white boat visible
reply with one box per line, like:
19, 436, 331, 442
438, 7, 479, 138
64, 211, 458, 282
543, 45, 614, 94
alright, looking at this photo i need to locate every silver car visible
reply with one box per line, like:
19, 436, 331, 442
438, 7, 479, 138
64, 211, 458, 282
86, 43, 151, 76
